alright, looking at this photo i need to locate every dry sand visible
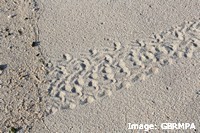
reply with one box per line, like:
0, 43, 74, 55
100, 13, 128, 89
0, 0, 200, 132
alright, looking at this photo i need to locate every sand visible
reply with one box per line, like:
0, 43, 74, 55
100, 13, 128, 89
0, 0, 200, 132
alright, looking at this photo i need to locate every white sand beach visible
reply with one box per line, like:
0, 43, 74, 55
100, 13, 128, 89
0, 0, 200, 132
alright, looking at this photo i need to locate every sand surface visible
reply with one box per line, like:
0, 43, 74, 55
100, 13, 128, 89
0, 0, 200, 132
